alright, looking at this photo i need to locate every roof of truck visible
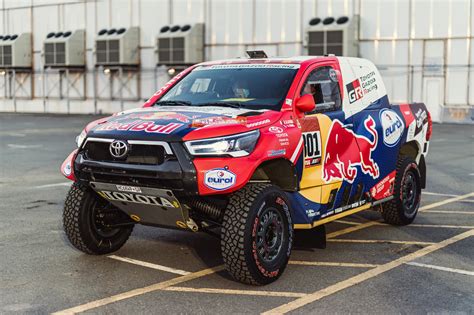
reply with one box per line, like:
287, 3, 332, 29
198, 55, 332, 66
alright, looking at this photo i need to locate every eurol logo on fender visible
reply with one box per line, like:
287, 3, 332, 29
204, 168, 236, 190
380, 109, 404, 147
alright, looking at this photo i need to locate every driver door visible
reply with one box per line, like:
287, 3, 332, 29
297, 63, 355, 213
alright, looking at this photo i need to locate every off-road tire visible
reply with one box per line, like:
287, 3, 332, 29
381, 157, 421, 225
63, 182, 134, 254
221, 184, 293, 285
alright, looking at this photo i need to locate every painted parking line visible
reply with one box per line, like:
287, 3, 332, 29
108, 255, 190, 276
327, 239, 435, 246
52, 265, 224, 315
163, 286, 308, 298
262, 229, 474, 314
35, 182, 72, 189
406, 262, 474, 276
424, 191, 474, 202
289, 261, 379, 268
334, 220, 362, 226
423, 210, 474, 215
326, 220, 381, 239
409, 224, 474, 229
419, 192, 474, 211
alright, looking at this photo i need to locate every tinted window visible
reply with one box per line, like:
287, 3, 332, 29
158, 64, 299, 110
301, 66, 341, 113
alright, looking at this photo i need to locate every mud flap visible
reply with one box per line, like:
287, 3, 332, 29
89, 182, 190, 229
294, 225, 326, 249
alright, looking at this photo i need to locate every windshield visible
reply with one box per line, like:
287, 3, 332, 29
156, 64, 299, 110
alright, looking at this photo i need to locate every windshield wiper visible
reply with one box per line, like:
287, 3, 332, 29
154, 100, 192, 107
196, 102, 243, 109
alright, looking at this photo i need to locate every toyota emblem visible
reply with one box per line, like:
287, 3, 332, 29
109, 140, 129, 159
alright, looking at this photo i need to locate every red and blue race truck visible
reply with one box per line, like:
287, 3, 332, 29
61, 53, 432, 285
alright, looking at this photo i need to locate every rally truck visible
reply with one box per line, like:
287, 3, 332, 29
61, 53, 432, 285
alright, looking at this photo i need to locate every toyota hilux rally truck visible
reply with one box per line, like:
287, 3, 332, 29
61, 54, 432, 285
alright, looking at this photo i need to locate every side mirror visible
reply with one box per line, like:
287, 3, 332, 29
295, 94, 316, 113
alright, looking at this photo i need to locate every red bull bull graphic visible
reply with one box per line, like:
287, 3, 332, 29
323, 116, 380, 183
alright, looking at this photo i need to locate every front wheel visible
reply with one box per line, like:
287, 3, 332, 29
63, 182, 134, 255
381, 157, 422, 225
221, 184, 293, 285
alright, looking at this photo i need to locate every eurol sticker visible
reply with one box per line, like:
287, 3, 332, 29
204, 168, 236, 190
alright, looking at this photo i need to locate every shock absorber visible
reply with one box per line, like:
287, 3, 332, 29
188, 198, 224, 222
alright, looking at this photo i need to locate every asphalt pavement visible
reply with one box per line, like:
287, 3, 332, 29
0, 113, 473, 314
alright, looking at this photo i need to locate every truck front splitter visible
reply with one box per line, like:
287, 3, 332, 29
90, 181, 192, 229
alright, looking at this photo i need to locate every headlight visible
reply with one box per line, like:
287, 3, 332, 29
184, 130, 260, 157
75, 129, 87, 148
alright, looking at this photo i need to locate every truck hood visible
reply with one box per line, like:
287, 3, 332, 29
87, 106, 282, 141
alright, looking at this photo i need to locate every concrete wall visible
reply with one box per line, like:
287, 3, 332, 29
0, 0, 473, 123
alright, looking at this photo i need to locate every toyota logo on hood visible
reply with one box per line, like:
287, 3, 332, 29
109, 140, 129, 159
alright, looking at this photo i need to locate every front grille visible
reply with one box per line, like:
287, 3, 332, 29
83, 141, 166, 165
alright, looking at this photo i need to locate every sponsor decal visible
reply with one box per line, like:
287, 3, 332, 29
285, 98, 293, 106
96, 120, 183, 134
246, 118, 270, 128
191, 116, 247, 128
204, 168, 236, 190
280, 119, 296, 128
116, 185, 142, 193
346, 79, 363, 104
306, 209, 319, 218
323, 116, 380, 183
346, 71, 379, 104
321, 210, 334, 218
302, 131, 322, 168
359, 71, 378, 95
268, 149, 286, 157
415, 108, 428, 128
380, 109, 405, 147
269, 126, 284, 134
97, 190, 177, 208
329, 69, 338, 82
195, 64, 300, 70
321, 200, 366, 218
126, 112, 191, 123
370, 170, 396, 200
63, 162, 72, 176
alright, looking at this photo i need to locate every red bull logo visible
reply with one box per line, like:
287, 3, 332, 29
323, 116, 380, 183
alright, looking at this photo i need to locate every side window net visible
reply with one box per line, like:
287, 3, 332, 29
301, 66, 341, 113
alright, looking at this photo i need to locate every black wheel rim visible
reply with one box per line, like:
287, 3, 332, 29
90, 200, 121, 238
402, 171, 418, 215
255, 207, 284, 263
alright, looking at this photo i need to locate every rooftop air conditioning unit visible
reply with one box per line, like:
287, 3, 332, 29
43, 30, 85, 67
0, 33, 32, 68
157, 24, 204, 65
305, 16, 359, 57
95, 27, 139, 66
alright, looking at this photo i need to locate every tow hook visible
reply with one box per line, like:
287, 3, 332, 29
185, 218, 199, 232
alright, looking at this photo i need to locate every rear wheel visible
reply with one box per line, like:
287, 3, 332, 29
381, 157, 421, 225
63, 182, 134, 254
221, 184, 293, 285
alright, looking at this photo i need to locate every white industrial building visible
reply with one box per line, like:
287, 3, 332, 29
0, 0, 472, 123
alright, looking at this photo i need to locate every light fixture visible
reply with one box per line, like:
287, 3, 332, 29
103, 68, 111, 75
167, 68, 176, 76
0, 71, 6, 76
